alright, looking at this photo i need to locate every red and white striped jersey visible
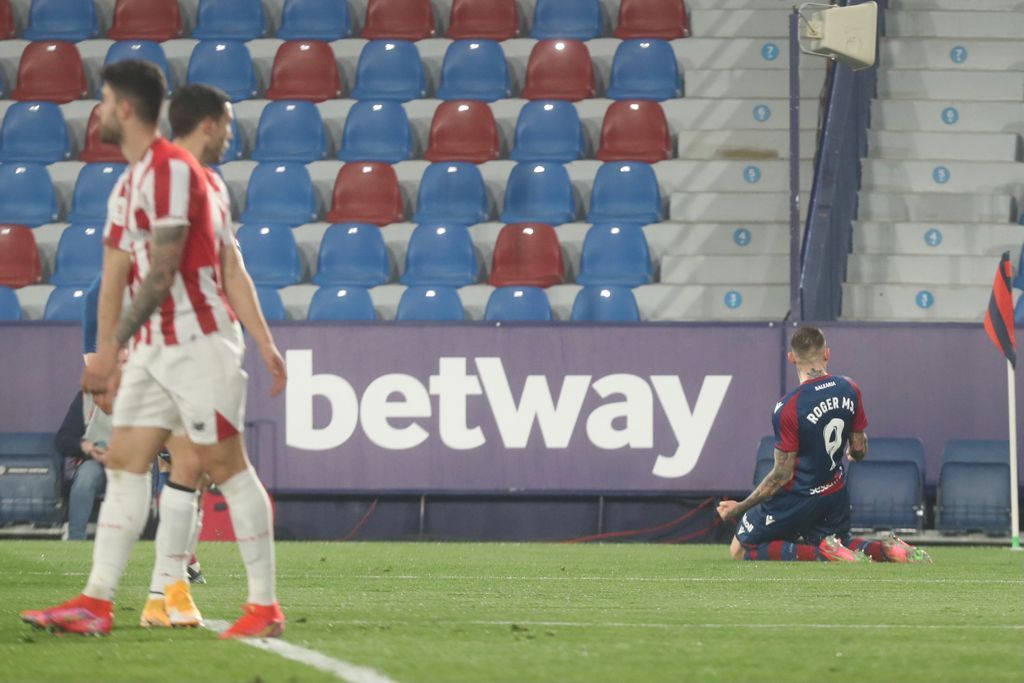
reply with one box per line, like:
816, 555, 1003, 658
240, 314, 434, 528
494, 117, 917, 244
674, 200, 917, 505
103, 137, 236, 348
203, 167, 236, 246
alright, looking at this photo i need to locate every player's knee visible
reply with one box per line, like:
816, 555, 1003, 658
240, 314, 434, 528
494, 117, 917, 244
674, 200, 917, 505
729, 538, 745, 560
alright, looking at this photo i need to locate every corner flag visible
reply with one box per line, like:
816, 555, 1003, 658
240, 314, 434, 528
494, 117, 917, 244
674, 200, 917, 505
984, 252, 1016, 368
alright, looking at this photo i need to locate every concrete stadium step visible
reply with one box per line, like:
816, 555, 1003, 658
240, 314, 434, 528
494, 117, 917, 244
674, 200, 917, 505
861, 160, 1024, 197
684, 0, 796, 8
872, 100, 1024, 134
877, 70, 1024, 102
635, 283, 789, 321
659, 255, 789, 285
853, 222, 1024, 256
886, 11, 1024, 39
884, 0, 1024, 9
856, 192, 1016, 223
669, 38, 824, 71
845, 255, 1003, 286
867, 131, 1021, 162
688, 10, 793, 38
645, 222, 790, 257
678, 130, 817, 160
14, 284, 55, 321
684, 69, 827, 99
659, 98, 822, 132
880, 39, 1024, 72
841, 284, 994, 322
670, 192, 809, 223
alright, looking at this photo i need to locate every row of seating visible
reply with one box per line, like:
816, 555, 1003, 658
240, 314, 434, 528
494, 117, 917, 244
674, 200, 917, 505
4, 37, 682, 104
1, 98, 673, 165
3, 0, 688, 44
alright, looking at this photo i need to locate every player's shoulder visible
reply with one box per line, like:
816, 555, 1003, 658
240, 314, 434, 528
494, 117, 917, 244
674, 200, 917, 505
833, 374, 862, 394
149, 138, 204, 176
774, 384, 803, 414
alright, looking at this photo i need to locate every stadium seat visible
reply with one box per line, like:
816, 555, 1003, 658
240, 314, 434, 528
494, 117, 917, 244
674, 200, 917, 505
255, 286, 288, 321
0, 164, 58, 226
67, 163, 126, 224
240, 163, 319, 225
752, 436, 775, 485
0, 433, 55, 456
265, 40, 343, 102
100, 41, 173, 97
424, 100, 500, 164
251, 101, 327, 163
0, 225, 42, 288
412, 162, 489, 224
308, 286, 377, 321
0, 286, 21, 320
313, 223, 390, 287
510, 100, 586, 163
1016, 296, 1024, 325
531, 0, 602, 40
191, 0, 267, 41
447, 0, 518, 40
576, 223, 652, 287
187, 41, 258, 102
942, 439, 1010, 464
488, 222, 564, 288
362, 0, 435, 40
0, 102, 70, 163
606, 40, 681, 101
938, 461, 1010, 534
50, 223, 103, 286
500, 162, 576, 225
11, 42, 88, 103
325, 162, 404, 226
43, 285, 89, 321
614, 0, 689, 39
401, 222, 478, 287
1016, 248, 1024, 289
597, 100, 672, 163
521, 40, 595, 101
108, 0, 183, 42
752, 458, 774, 487
484, 286, 552, 321
0, 433, 63, 525
0, 0, 13, 39
396, 286, 465, 321
571, 286, 641, 321
220, 116, 244, 162
869, 437, 927, 486
350, 41, 426, 102
235, 224, 302, 288
277, 0, 352, 41
79, 104, 127, 163
587, 162, 662, 224
436, 40, 511, 102
337, 100, 413, 164
23, 0, 99, 41
0, 69, 5, 98
848, 460, 922, 531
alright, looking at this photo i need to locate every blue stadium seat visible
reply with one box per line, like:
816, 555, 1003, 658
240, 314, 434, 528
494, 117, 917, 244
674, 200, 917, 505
605, 39, 681, 101
50, 223, 103, 286
0, 433, 55, 456
0, 102, 70, 163
235, 223, 303, 287
0, 432, 63, 525
436, 40, 511, 102
350, 41, 426, 102
1016, 295, 1024, 325
587, 162, 662, 224
413, 162, 489, 224
187, 41, 258, 102
848, 460, 923, 531
308, 285, 377, 321
938, 461, 1010, 534
570, 286, 640, 321
240, 163, 319, 225
531, 0, 602, 40
500, 162, 575, 225
484, 286, 553, 321
752, 436, 775, 485
277, 0, 352, 40
0, 286, 21, 320
0, 163, 58, 227
313, 223, 390, 287
251, 101, 327, 163
1016, 247, 1024, 289
752, 458, 774, 487
0, 69, 6, 99
101, 41, 173, 97
221, 116, 244, 162
67, 163, 126, 224
576, 223, 652, 287
401, 222, 478, 287
23, 0, 99, 41
191, 0, 268, 40
43, 285, 89, 321
255, 286, 288, 321
396, 286, 465, 321
337, 100, 413, 163
509, 100, 586, 163
870, 437, 927, 488
941, 439, 1009, 464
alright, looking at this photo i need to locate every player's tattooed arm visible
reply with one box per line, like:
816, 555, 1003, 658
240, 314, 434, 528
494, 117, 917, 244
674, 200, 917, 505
723, 449, 796, 520
114, 224, 188, 346
847, 431, 868, 462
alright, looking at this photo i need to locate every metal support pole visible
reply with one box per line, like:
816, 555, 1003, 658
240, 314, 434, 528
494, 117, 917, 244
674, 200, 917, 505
788, 10, 802, 321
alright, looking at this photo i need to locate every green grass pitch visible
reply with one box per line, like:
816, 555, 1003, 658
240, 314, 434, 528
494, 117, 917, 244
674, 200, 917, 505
2, 541, 1022, 683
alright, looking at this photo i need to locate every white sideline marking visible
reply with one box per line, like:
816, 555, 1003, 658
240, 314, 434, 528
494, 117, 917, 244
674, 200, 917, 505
204, 619, 399, 683
467, 620, 1024, 631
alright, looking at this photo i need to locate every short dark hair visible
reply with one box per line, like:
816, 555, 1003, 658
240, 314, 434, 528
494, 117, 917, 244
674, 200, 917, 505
100, 60, 166, 126
790, 326, 826, 360
168, 84, 231, 138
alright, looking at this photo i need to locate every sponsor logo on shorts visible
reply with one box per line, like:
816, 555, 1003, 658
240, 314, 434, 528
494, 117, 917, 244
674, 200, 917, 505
741, 514, 753, 533
192, 421, 205, 432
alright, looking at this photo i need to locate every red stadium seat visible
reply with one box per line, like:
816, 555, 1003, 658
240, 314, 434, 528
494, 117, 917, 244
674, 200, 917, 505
597, 100, 672, 163
614, 0, 689, 40
0, 225, 42, 289
521, 40, 595, 102
447, 0, 518, 40
325, 162, 404, 226
361, 0, 435, 40
424, 100, 500, 164
0, 0, 14, 40
11, 42, 88, 103
265, 40, 343, 101
488, 223, 564, 287
79, 104, 127, 163
107, 0, 183, 42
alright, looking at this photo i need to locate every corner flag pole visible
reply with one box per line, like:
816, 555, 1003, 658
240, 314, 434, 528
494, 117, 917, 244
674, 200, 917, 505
1008, 358, 1021, 550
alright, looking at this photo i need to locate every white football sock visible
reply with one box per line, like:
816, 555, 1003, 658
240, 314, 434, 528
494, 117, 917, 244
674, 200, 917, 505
219, 468, 276, 605
83, 469, 151, 602
186, 496, 203, 567
148, 484, 197, 597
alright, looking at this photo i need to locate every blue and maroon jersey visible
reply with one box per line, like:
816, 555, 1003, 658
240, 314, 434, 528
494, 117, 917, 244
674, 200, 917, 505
771, 374, 868, 497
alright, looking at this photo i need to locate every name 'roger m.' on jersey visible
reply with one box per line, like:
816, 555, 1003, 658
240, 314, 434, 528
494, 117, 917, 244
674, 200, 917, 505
772, 375, 868, 497
103, 138, 236, 348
